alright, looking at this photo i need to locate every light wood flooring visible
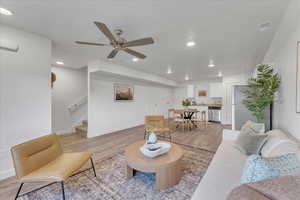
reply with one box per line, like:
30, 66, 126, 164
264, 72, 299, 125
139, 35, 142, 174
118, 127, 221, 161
0, 123, 225, 199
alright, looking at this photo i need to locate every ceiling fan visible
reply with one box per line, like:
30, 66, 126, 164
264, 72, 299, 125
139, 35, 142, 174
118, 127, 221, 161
75, 22, 154, 59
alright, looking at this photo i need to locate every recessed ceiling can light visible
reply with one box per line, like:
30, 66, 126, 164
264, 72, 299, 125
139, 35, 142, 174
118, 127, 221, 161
0, 7, 13, 16
167, 66, 172, 74
185, 74, 190, 81
186, 41, 195, 47
132, 57, 139, 62
56, 61, 64, 65
208, 59, 215, 68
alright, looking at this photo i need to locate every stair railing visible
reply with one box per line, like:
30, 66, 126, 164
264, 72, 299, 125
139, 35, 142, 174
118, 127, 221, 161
68, 96, 87, 113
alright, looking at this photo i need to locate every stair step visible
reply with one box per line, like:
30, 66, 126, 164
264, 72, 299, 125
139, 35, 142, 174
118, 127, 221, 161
76, 125, 87, 132
75, 125, 87, 138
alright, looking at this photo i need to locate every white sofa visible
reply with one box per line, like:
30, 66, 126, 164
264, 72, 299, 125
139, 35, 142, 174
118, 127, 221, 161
191, 129, 300, 200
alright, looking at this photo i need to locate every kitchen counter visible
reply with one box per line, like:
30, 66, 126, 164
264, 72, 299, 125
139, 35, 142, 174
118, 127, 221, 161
191, 104, 222, 107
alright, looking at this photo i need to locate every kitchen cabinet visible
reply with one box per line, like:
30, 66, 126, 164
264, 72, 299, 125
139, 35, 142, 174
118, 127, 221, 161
209, 83, 223, 97
186, 85, 195, 98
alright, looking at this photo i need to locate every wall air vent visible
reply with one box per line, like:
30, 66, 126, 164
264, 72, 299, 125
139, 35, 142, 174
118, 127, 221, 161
0, 39, 19, 52
259, 22, 271, 32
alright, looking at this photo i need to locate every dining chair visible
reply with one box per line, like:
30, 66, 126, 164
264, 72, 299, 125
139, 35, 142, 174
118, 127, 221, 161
192, 110, 208, 129
168, 108, 175, 120
144, 115, 171, 141
167, 108, 176, 127
186, 109, 198, 131
173, 110, 186, 132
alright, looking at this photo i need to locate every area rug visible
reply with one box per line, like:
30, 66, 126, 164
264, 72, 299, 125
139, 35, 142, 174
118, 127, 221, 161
19, 146, 214, 200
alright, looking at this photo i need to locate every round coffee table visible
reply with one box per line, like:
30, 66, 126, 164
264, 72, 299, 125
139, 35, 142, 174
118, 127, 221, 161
125, 140, 183, 190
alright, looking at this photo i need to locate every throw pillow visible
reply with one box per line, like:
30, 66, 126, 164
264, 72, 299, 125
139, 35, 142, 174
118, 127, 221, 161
241, 120, 265, 134
261, 129, 300, 159
235, 127, 268, 155
240, 153, 300, 184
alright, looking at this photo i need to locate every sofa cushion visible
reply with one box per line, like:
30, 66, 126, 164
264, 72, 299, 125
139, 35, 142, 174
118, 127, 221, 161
235, 127, 268, 155
227, 176, 300, 200
261, 129, 299, 158
240, 153, 300, 184
226, 184, 271, 200
191, 140, 247, 200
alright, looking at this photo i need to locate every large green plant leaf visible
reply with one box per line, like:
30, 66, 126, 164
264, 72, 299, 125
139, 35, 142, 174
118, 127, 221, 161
242, 64, 280, 122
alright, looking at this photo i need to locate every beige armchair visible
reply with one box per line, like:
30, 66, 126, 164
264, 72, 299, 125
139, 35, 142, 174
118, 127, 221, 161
11, 133, 96, 200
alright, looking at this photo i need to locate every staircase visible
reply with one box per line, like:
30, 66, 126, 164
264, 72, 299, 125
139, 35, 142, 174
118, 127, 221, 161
75, 120, 88, 138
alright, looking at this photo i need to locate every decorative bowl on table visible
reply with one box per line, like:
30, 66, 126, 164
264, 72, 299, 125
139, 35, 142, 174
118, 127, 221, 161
140, 142, 171, 158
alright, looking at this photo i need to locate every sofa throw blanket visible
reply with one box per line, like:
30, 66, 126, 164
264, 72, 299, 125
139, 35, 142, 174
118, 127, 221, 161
227, 175, 300, 200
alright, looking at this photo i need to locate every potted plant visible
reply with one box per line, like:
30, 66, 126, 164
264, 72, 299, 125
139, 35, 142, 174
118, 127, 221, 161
182, 98, 191, 109
242, 64, 280, 127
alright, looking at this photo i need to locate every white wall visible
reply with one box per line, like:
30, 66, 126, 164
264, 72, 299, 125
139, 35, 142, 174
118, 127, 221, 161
88, 74, 174, 137
263, 0, 300, 139
0, 24, 51, 179
51, 67, 87, 134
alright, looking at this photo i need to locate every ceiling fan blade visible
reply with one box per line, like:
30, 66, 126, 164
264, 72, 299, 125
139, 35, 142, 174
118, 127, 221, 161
122, 37, 154, 48
94, 22, 118, 46
123, 48, 146, 59
75, 41, 106, 46
107, 49, 119, 59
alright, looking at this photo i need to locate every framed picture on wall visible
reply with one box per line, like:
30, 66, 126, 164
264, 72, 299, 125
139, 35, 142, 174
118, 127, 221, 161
114, 83, 134, 101
198, 90, 207, 97
296, 41, 300, 112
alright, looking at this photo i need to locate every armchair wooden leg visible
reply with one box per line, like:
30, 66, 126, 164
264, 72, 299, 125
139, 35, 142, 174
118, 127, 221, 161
61, 181, 65, 200
90, 158, 97, 177
15, 183, 24, 200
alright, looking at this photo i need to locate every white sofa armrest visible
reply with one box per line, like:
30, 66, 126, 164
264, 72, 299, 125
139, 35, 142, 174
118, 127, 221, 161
223, 129, 240, 141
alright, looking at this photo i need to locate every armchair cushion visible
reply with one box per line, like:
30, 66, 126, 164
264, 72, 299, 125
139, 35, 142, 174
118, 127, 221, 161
20, 152, 92, 182
11, 134, 63, 179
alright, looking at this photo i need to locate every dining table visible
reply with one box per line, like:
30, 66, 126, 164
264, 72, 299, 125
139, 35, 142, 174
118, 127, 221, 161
174, 109, 199, 131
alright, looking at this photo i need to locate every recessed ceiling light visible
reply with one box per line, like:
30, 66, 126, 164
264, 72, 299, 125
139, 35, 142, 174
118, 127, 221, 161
218, 71, 223, 77
0, 7, 13, 16
167, 66, 172, 74
208, 59, 215, 68
185, 74, 190, 81
132, 57, 139, 62
186, 41, 195, 47
56, 61, 64, 65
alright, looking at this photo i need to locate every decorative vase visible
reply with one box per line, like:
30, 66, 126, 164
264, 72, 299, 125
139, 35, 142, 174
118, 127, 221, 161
147, 132, 157, 144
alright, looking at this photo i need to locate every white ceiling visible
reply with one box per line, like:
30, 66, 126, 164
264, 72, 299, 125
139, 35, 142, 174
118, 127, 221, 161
0, 0, 289, 82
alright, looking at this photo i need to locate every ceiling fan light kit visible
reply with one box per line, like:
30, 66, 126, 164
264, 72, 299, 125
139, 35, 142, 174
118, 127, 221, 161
75, 21, 154, 60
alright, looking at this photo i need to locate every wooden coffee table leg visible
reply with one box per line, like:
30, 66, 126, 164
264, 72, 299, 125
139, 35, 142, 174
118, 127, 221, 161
126, 165, 137, 179
127, 165, 133, 179
156, 160, 182, 190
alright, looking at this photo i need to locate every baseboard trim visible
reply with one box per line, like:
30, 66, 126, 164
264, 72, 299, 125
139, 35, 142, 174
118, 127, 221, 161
0, 168, 15, 180
54, 129, 74, 135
